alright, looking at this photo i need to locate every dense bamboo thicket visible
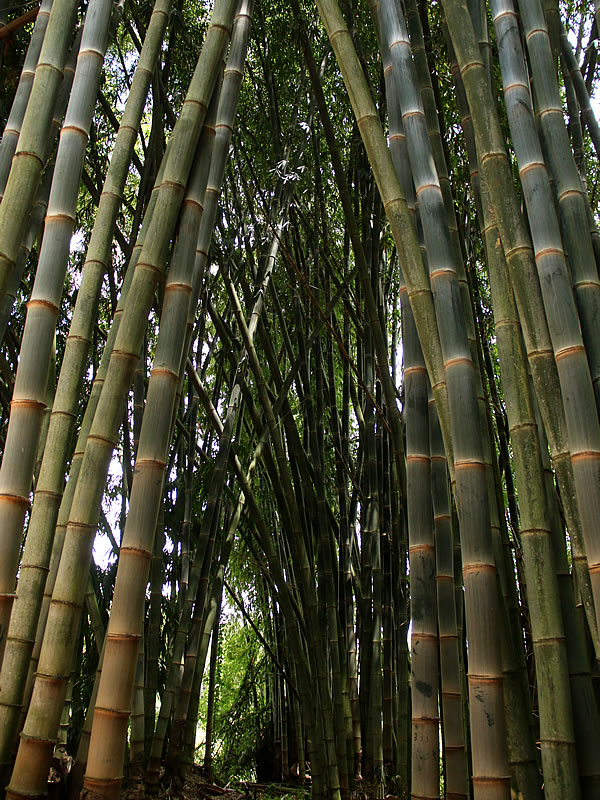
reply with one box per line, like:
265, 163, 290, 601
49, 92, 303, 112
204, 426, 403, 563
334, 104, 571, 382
0, 0, 600, 796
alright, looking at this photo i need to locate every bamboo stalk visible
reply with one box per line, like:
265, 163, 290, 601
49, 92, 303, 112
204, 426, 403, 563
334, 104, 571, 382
0, 0, 53, 196
0, 0, 114, 671
4, 0, 236, 793
442, 0, 600, 651
85, 110, 220, 794
0, 0, 79, 302
376, 0, 510, 793
0, 0, 169, 759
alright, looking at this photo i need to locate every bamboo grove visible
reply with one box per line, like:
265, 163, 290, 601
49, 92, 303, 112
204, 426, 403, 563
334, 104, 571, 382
0, 0, 600, 795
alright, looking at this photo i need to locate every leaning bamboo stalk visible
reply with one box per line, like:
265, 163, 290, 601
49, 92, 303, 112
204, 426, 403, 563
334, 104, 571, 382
516, 0, 600, 414
560, 24, 600, 162
4, 1, 236, 792
21, 184, 160, 717
487, 3, 580, 794
0, 0, 170, 761
83, 100, 219, 796
0, 0, 114, 671
401, 288, 440, 799
443, 23, 598, 662
0, 0, 53, 196
487, 0, 600, 633
0, 25, 82, 347
377, 0, 510, 793
428, 393, 468, 800
0, 0, 79, 302
312, 0, 448, 478
532, 395, 600, 797
382, 35, 442, 795
442, 0, 600, 642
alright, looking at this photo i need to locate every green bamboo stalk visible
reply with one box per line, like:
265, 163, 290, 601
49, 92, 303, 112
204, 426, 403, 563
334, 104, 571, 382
401, 289, 440, 799
82, 95, 219, 797
0, 160, 53, 347
22, 187, 159, 724
488, 0, 600, 637
442, 0, 600, 650
0, 0, 54, 196
377, 0, 510, 793
0, 0, 79, 302
0, 0, 169, 755
129, 629, 146, 771
443, 20, 599, 665
0, 0, 114, 672
4, 1, 236, 793
428, 392, 468, 800
560, 24, 600, 162
312, 0, 450, 481
532, 394, 600, 797
517, 0, 600, 415
487, 3, 581, 794
0, 25, 81, 669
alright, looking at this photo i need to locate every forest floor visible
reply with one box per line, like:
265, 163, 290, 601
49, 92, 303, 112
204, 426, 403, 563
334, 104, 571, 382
119, 766, 311, 800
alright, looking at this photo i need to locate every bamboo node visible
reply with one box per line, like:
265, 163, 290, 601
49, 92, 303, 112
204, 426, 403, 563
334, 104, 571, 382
149, 366, 179, 382
460, 59, 484, 77
406, 454, 430, 464
118, 546, 153, 562
557, 187, 584, 202
13, 150, 44, 168
49, 597, 83, 610
86, 432, 118, 448
0, 493, 29, 508
25, 297, 59, 313
534, 246, 565, 260
518, 160, 546, 177
444, 356, 472, 369
91, 705, 132, 719
461, 562, 496, 576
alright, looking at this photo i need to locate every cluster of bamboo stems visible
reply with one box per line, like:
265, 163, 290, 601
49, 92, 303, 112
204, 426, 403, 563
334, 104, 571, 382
0, 0, 599, 796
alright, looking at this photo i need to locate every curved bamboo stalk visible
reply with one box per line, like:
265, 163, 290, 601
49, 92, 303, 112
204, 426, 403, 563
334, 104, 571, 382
401, 289, 440, 799
442, 0, 600, 648
83, 96, 219, 797
560, 24, 600, 162
377, 0, 510, 793
487, 3, 581, 794
4, 0, 236, 792
0, 0, 53, 197
443, 20, 599, 663
516, 0, 600, 414
0, 0, 114, 670
0, 0, 79, 302
313, 0, 449, 476
428, 392, 468, 800
0, 0, 170, 766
